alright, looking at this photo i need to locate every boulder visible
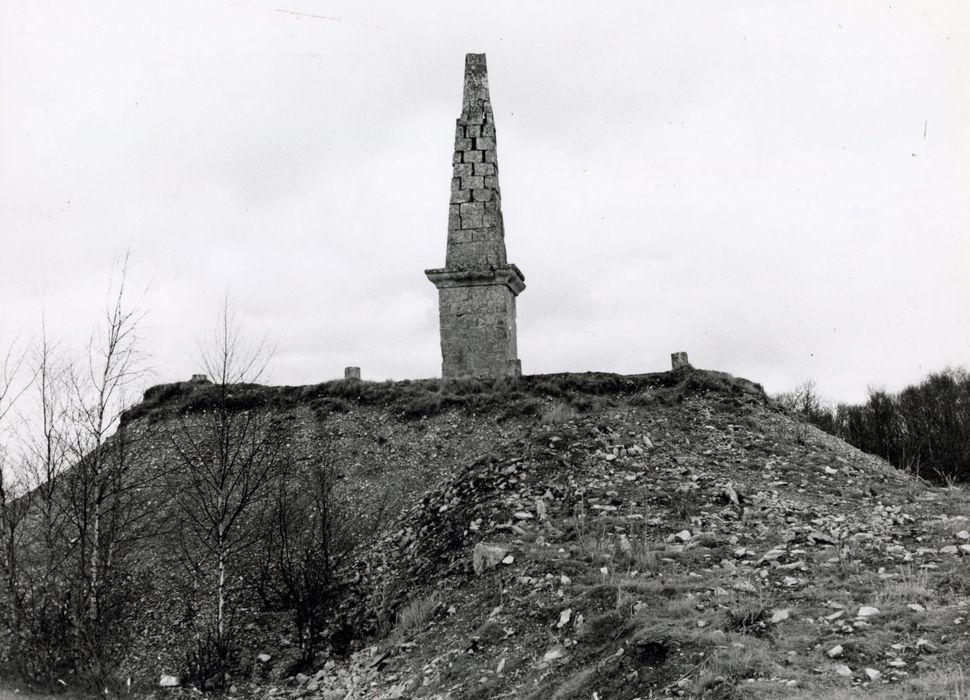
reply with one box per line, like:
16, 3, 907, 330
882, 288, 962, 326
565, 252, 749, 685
473, 543, 508, 575
159, 674, 179, 687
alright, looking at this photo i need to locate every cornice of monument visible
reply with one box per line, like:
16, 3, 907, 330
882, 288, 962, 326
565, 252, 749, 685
425, 264, 525, 296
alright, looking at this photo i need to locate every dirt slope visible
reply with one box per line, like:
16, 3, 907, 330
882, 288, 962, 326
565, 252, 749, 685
240, 370, 970, 700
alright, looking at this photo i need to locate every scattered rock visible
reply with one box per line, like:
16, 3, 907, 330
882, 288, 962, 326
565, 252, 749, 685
857, 606, 880, 618
473, 543, 508, 575
827, 645, 843, 658
556, 608, 572, 629
618, 534, 632, 556
770, 609, 790, 624
542, 646, 568, 663
864, 668, 881, 682
834, 664, 852, 677
159, 675, 179, 687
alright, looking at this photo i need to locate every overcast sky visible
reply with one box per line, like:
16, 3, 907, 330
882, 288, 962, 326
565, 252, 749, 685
1, 1, 967, 404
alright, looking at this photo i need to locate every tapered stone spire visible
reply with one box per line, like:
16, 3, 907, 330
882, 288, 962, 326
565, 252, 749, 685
426, 54, 525, 379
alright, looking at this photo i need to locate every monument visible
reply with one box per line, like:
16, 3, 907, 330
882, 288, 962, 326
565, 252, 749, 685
426, 54, 525, 379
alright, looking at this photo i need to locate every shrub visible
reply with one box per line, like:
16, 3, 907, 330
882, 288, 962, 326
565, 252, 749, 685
400, 393, 443, 419
184, 624, 238, 692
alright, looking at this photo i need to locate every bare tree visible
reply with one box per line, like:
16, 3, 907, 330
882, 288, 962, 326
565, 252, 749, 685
57, 261, 152, 688
0, 334, 32, 675
253, 420, 393, 669
263, 446, 350, 666
6, 326, 75, 686
169, 297, 283, 689
25, 328, 72, 577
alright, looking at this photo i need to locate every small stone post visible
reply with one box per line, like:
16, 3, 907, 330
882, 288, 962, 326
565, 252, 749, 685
671, 352, 690, 370
344, 366, 361, 380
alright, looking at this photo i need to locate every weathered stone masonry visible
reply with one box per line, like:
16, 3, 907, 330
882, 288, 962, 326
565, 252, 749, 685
426, 53, 525, 379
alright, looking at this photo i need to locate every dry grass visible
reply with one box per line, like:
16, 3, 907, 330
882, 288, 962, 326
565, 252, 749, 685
759, 667, 969, 699
876, 566, 932, 605
393, 591, 442, 639
690, 638, 778, 696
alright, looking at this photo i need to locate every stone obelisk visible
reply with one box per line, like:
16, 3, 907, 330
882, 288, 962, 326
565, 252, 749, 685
426, 53, 525, 379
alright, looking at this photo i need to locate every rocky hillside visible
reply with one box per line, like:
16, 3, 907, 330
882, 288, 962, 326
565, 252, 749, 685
8, 369, 969, 699
237, 370, 969, 700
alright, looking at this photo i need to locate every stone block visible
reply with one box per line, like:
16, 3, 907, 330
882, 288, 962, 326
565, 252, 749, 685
455, 125, 465, 139
465, 124, 481, 138
344, 367, 361, 380
483, 149, 497, 163
453, 151, 461, 164
461, 175, 484, 190
459, 202, 484, 218
450, 188, 470, 204
671, 352, 691, 370
482, 123, 495, 138
473, 162, 496, 176
483, 176, 499, 190
447, 229, 467, 244
463, 150, 483, 163
472, 188, 494, 202
454, 138, 473, 151
448, 204, 460, 229
476, 137, 496, 151
454, 163, 473, 177
461, 213, 484, 228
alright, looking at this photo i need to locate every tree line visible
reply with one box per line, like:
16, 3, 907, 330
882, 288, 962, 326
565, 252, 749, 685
776, 369, 970, 483
0, 268, 372, 694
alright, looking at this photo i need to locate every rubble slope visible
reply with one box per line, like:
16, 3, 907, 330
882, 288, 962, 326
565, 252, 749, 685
255, 370, 970, 700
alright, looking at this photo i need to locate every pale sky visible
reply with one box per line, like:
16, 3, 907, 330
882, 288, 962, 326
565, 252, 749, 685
1, 1, 968, 404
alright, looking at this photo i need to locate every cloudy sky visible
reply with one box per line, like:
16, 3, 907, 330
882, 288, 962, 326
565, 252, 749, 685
1, 1, 967, 404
